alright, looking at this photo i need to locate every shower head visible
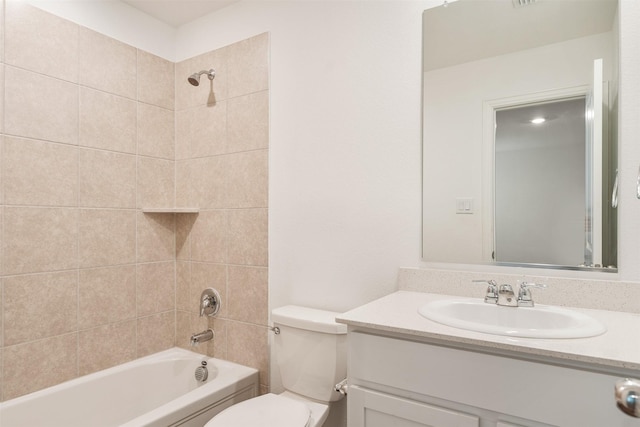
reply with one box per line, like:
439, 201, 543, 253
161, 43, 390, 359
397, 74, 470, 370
188, 69, 215, 86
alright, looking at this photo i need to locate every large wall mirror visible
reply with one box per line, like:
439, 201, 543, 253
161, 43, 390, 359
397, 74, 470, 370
422, 0, 618, 272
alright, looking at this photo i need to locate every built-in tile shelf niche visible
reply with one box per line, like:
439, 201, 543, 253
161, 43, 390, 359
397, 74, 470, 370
141, 208, 200, 213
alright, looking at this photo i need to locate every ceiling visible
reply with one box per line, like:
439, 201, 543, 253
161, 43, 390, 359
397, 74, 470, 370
423, 0, 617, 71
121, 0, 241, 27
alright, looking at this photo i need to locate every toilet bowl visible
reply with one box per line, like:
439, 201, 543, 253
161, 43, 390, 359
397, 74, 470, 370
204, 305, 347, 427
204, 391, 329, 427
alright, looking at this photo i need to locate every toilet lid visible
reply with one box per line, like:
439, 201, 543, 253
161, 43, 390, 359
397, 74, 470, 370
205, 393, 311, 427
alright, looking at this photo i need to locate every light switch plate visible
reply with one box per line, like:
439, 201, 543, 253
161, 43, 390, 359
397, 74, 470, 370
456, 198, 474, 214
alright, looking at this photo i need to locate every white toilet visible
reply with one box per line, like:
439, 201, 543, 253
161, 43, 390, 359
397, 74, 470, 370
205, 305, 347, 427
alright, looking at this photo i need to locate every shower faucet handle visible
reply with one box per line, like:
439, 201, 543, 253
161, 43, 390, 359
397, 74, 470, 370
199, 288, 221, 317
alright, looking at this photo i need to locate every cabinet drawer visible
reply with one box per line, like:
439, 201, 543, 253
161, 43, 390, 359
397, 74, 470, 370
349, 385, 479, 427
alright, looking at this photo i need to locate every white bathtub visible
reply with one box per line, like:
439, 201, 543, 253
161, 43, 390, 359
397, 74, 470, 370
0, 347, 259, 427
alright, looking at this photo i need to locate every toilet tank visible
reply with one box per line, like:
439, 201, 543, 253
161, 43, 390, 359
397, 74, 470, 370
272, 305, 347, 403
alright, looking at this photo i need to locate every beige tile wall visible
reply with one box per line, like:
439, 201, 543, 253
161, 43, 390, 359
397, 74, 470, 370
174, 33, 270, 393
0, 3, 176, 401
0, 3, 270, 402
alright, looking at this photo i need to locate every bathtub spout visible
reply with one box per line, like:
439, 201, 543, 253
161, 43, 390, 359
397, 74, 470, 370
190, 329, 214, 346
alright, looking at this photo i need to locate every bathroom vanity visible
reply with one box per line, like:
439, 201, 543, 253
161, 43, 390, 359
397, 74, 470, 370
336, 291, 640, 427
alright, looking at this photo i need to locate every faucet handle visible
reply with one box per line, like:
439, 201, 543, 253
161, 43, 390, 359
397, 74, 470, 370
199, 288, 221, 317
520, 281, 546, 289
517, 281, 546, 307
472, 279, 498, 304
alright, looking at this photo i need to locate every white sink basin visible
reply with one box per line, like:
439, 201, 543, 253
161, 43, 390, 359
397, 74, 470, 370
418, 298, 606, 339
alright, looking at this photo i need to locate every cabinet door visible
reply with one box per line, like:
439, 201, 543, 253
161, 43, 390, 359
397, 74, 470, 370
348, 386, 479, 427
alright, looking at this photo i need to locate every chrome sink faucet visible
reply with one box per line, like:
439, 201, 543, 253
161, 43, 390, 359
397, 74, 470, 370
497, 284, 518, 307
474, 280, 546, 307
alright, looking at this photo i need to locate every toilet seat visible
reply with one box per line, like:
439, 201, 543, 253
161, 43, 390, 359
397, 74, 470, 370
205, 393, 311, 427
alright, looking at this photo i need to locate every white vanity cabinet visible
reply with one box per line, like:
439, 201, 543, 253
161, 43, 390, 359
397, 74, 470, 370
347, 331, 639, 427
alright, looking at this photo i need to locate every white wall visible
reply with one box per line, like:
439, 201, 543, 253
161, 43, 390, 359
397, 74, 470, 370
176, 0, 439, 313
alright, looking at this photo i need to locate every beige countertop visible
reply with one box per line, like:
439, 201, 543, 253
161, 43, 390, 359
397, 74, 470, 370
336, 291, 640, 373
